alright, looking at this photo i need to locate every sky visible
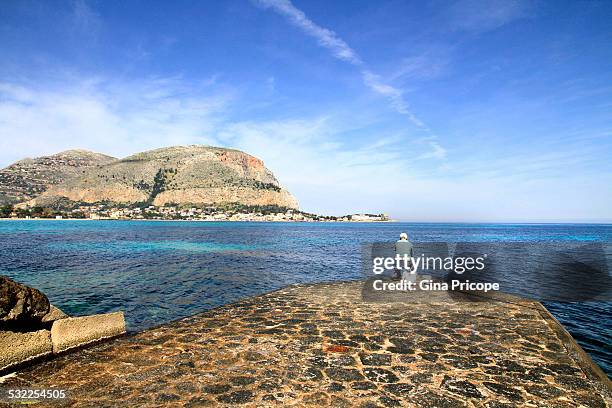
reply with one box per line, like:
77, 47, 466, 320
0, 0, 611, 222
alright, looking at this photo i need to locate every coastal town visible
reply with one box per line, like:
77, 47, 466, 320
0, 203, 391, 222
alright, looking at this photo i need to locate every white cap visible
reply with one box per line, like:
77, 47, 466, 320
399, 232, 408, 240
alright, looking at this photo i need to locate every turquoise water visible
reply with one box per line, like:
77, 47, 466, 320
0, 220, 610, 375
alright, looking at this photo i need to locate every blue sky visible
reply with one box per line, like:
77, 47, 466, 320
0, 0, 611, 222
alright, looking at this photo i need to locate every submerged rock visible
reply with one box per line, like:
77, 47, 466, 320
0, 275, 50, 324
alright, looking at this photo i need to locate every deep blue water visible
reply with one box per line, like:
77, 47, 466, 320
0, 220, 610, 375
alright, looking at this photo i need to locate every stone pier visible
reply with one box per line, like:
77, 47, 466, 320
1, 281, 610, 407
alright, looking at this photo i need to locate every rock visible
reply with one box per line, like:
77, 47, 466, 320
325, 367, 365, 382
351, 381, 377, 390
41, 305, 69, 323
383, 383, 414, 396
216, 390, 254, 404
483, 382, 524, 401
0, 275, 50, 323
441, 376, 483, 399
202, 384, 231, 395
363, 367, 399, 383
359, 353, 392, 366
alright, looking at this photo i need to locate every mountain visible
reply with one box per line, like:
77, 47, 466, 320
25, 145, 299, 209
0, 150, 117, 205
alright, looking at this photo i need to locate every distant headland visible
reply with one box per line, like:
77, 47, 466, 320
0, 146, 390, 222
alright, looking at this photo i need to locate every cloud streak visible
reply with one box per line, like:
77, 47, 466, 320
255, 0, 427, 130
256, 0, 361, 65
447, 0, 534, 32
361, 70, 427, 129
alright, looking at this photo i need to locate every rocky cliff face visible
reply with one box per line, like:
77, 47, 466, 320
0, 150, 117, 205
27, 145, 299, 209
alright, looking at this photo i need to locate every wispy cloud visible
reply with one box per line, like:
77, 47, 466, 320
255, 0, 361, 65
447, 0, 534, 32
0, 76, 228, 162
71, 0, 102, 36
389, 53, 450, 82
254, 0, 429, 130
361, 70, 427, 129
418, 141, 447, 160
266, 76, 276, 93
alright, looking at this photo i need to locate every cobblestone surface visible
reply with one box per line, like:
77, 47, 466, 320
2, 281, 610, 407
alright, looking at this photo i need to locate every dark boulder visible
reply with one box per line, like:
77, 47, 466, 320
0, 276, 50, 323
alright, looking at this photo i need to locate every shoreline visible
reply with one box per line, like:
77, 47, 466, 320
2, 218, 611, 225
0, 217, 396, 223
0, 217, 612, 226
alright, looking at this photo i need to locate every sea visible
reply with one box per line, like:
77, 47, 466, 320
0, 220, 609, 376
